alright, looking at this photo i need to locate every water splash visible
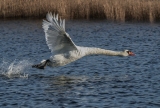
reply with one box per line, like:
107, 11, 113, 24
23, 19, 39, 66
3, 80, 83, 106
0, 60, 31, 78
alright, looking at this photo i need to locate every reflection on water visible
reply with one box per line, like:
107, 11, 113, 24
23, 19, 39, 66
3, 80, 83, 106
0, 19, 160, 107
51, 75, 88, 84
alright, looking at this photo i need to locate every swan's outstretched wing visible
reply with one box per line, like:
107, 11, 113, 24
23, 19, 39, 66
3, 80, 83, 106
42, 12, 77, 54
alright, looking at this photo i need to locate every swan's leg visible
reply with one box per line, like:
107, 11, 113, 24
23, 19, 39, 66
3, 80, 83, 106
32, 59, 50, 69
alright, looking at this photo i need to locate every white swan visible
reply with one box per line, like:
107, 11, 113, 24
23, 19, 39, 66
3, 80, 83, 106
32, 12, 135, 69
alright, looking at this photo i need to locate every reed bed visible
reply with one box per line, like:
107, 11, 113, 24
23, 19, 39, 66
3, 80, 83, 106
0, 0, 160, 22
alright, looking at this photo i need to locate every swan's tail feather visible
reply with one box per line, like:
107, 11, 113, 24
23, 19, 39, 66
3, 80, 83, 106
32, 60, 50, 69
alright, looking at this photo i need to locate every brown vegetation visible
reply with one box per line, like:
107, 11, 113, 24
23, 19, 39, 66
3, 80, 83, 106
0, 0, 160, 22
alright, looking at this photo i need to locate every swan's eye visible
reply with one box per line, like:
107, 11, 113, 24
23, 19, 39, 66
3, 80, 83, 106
127, 51, 135, 56
126, 50, 131, 54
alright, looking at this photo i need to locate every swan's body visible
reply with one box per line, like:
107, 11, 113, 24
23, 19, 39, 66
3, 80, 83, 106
32, 13, 134, 69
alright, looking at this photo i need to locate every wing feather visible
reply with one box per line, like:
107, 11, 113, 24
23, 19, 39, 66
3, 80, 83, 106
63, 19, 65, 30
43, 12, 77, 54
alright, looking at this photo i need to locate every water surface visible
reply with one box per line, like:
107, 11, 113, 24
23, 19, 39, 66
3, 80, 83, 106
0, 19, 160, 108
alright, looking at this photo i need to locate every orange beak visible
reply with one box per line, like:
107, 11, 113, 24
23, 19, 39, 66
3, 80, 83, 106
129, 51, 135, 56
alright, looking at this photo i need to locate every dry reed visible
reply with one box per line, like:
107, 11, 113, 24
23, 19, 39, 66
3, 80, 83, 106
0, 0, 160, 22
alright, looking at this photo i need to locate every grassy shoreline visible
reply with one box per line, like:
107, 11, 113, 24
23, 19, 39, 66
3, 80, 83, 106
0, 0, 160, 22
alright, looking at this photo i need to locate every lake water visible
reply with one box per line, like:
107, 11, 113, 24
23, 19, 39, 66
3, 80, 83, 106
0, 19, 160, 108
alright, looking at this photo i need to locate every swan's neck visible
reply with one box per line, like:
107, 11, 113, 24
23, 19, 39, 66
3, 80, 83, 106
84, 47, 124, 56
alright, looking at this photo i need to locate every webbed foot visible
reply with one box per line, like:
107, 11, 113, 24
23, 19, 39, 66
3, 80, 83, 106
32, 59, 50, 69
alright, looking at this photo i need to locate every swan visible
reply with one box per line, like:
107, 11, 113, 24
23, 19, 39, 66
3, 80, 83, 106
32, 12, 135, 69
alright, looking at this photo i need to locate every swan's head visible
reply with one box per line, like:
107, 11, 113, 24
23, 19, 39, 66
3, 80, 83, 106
123, 50, 135, 56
